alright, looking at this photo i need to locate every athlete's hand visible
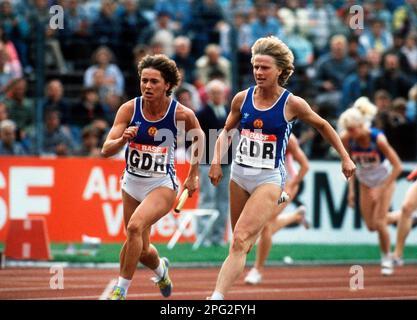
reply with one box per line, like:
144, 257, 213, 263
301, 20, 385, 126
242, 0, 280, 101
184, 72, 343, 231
342, 157, 356, 180
183, 175, 199, 197
209, 163, 223, 187
122, 126, 138, 142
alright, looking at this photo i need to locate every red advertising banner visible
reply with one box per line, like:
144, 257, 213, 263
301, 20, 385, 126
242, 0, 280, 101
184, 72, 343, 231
0, 157, 199, 243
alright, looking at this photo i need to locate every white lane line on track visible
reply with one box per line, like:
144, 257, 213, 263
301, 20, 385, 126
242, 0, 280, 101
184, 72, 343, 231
99, 279, 117, 300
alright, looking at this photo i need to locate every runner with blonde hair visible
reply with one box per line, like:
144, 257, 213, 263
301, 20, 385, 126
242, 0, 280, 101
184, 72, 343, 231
207, 36, 355, 300
339, 97, 403, 276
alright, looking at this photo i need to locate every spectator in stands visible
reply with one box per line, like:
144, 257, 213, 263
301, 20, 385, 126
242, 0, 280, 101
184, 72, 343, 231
359, 18, 393, 55
185, 0, 226, 58
342, 59, 374, 109
3, 78, 33, 133
306, 0, 340, 55
407, 84, 417, 122
249, 2, 282, 45
0, 119, 26, 155
102, 89, 122, 124
119, 0, 149, 62
383, 97, 417, 161
176, 68, 202, 111
196, 44, 231, 87
221, 0, 253, 23
91, 0, 121, 52
0, 25, 22, 77
196, 79, 231, 247
373, 53, 413, 99
43, 79, 71, 125
171, 36, 196, 84
373, 89, 393, 129
0, 47, 15, 96
70, 87, 107, 129
174, 87, 196, 112
366, 49, 383, 77
140, 10, 179, 57
0, 0, 29, 70
401, 32, 417, 80
393, 0, 417, 35
74, 125, 101, 157
278, 0, 309, 37
0, 101, 9, 121
384, 31, 413, 74
84, 46, 124, 99
314, 34, 357, 116
154, 0, 191, 27
233, 11, 252, 89
35, 109, 74, 156
369, 0, 393, 31
60, 0, 91, 65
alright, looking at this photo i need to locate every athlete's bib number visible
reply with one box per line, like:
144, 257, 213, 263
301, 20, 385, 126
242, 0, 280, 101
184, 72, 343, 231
127, 142, 168, 177
235, 129, 277, 169
352, 151, 381, 169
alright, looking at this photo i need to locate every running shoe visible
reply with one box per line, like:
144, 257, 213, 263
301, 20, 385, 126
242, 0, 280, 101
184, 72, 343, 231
108, 286, 126, 300
244, 267, 262, 285
381, 258, 394, 276
151, 257, 173, 297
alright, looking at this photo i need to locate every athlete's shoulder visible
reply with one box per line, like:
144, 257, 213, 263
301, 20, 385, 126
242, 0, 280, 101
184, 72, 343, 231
231, 89, 250, 110
287, 94, 309, 108
175, 102, 196, 121
119, 98, 136, 113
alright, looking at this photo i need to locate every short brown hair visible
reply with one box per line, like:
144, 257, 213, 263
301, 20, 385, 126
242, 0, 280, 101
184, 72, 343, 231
137, 54, 181, 96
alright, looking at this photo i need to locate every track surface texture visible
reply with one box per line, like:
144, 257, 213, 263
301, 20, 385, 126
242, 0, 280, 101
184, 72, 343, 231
1, 264, 416, 300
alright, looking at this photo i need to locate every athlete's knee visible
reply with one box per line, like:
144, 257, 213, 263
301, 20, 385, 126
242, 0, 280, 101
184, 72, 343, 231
231, 230, 252, 254
401, 203, 415, 218
127, 220, 146, 237
365, 221, 377, 232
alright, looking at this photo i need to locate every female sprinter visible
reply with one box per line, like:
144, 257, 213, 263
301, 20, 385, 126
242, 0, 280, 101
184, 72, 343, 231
101, 54, 204, 300
207, 36, 356, 300
244, 134, 310, 285
339, 97, 403, 276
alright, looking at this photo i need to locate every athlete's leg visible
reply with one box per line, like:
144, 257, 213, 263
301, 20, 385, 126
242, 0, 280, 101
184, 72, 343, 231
119, 190, 140, 276
372, 182, 396, 255
121, 187, 176, 280
394, 181, 417, 259
387, 210, 401, 225
359, 184, 378, 231
252, 183, 300, 273
213, 183, 282, 298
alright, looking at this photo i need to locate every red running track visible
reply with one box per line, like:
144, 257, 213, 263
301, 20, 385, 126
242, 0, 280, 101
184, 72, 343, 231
0, 265, 416, 300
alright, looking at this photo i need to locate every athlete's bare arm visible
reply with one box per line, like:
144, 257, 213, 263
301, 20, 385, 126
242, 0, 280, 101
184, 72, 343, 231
101, 100, 136, 158
286, 95, 356, 179
209, 91, 245, 186
376, 133, 403, 186
176, 104, 205, 196
286, 135, 309, 185
341, 132, 356, 207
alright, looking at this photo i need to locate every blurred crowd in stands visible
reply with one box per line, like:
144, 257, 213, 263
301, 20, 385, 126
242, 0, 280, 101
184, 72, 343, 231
0, 0, 416, 161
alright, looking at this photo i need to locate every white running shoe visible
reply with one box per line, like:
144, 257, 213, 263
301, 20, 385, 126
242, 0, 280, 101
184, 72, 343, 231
381, 258, 394, 276
244, 268, 262, 285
